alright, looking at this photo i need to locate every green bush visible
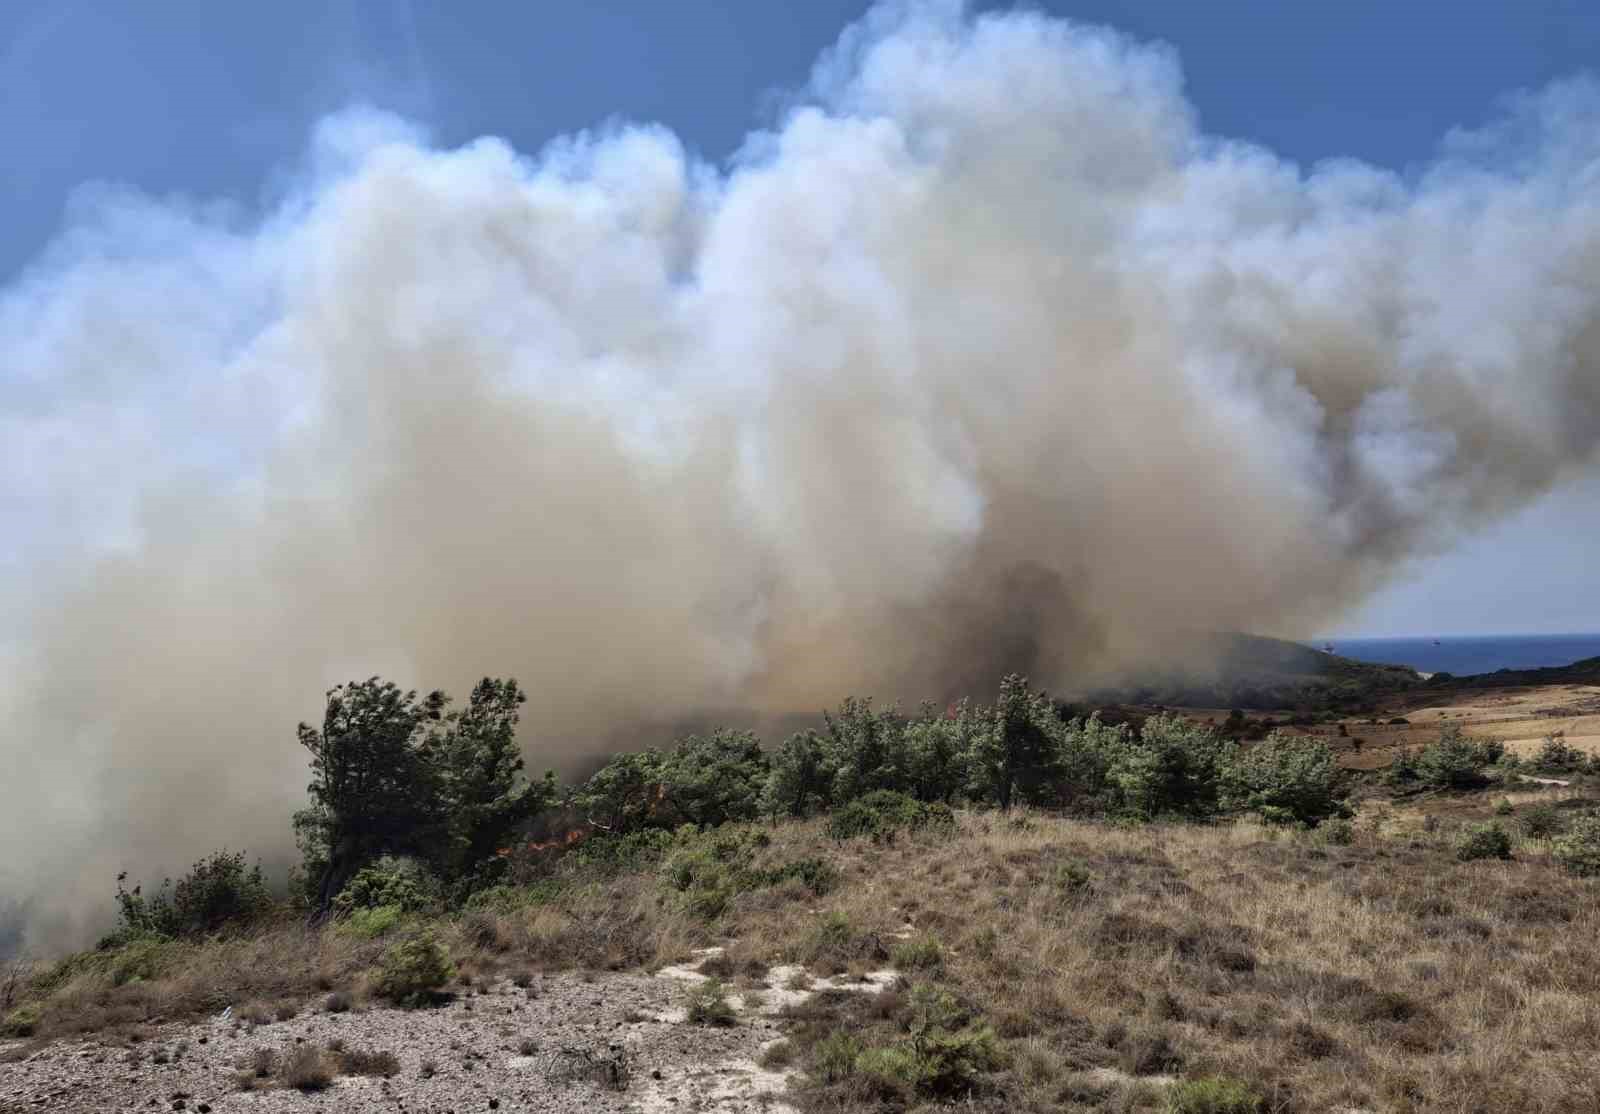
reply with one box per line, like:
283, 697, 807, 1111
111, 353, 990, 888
338, 904, 405, 939
889, 984, 1002, 1097
828, 790, 953, 842
1520, 804, 1565, 840
890, 934, 944, 971
1103, 715, 1236, 821
812, 1031, 862, 1084
1455, 822, 1513, 861
1531, 735, 1587, 774
1166, 1075, 1263, 1113
1319, 818, 1356, 846
109, 850, 270, 943
1, 1003, 40, 1037
1223, 732, 1349, 826
1413, 728, 1504, 791
1552, 813, 1600, 877
685, 977, 736, 1026
1494, 797, 1515, 816
333, 856, 440, 916
374, 933, 454, 1005
103, 936, 178, 986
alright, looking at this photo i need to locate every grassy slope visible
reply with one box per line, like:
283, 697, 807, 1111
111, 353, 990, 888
10, 797, 1600, 1113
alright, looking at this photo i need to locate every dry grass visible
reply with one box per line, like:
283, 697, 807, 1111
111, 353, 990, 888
276, 1043, 334, 1090
13, 801, 1600, 1111
706, 811, 1600, 1112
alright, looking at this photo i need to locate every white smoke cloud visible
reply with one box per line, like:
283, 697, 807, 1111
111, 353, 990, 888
4, 0, 1600, 950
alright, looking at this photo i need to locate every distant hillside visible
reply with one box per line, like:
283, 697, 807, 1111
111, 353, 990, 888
1087, 632, 1425, 713
1424, 655, 1600, 689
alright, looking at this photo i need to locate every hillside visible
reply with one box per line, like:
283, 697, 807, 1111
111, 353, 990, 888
1085, 632, 1425, 714
7, 799, 1600, 1113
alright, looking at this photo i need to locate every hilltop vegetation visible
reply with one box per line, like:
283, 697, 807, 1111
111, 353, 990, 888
9, 669, 1600, 1112
1088, 633, 1425, 715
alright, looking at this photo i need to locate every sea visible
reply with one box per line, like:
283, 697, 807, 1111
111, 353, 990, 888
1314, 633, 1600, 676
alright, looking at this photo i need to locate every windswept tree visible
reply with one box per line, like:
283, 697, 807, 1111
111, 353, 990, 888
295, 678, 447, 914
425, 678, 558, 888
575, 750, 665, 834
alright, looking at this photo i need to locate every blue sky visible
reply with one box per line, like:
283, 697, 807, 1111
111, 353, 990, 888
2, 0, 1597, 636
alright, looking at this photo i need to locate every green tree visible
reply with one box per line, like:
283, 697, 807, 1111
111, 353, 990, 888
823, 697, 909, 803
295, 678, 447, 914
575, 750, 667, 834
657, 728, 770, 827
1412, 726, 1503, 790
1104, 714, 1234, 821
1223, 731, 1349, 826
424, 678, 557, 887
973, 675, 1062, 810
765, 729, 832, 818
903, 702, 976, 804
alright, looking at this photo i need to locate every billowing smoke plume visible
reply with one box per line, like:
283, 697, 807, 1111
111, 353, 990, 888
4, 1, 1600, 950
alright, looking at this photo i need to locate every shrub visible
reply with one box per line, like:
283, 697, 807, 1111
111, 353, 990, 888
1320, 818, 1356, 846
1166, 1075, 1263, 1113
1494, 798, 1515, 816
828, 790, 953, 841
686, 978, 736, 1026
1552, 814, 1600, 877
333, 856, 439, 916
1532, 735, 1587, 773
1, 1003, 40, 1037
659, 827, 815, 920
333, 1046, 400, 1076
1455, 822, 1513, 862
890, 934, 944, 971
761, 857, 840, 896
338, 904, 405, 939
813, 1031, 862, 1084
1413, 728, 1504, 791
277, 1044, 334, 1091
374, 933, 454, 1005
1223, 732, 1349, 826
1520, 804, 1565, 840
110, 850, 270, 943
888, 984, 1002, 1097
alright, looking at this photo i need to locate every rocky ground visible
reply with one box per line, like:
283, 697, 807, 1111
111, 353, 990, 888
0, 951, 891, 1114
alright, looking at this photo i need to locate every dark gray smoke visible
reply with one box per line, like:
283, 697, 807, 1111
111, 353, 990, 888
4, 1, 1600, 951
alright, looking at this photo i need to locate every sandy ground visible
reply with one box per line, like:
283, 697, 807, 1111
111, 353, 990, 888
0, 952, 897, 1114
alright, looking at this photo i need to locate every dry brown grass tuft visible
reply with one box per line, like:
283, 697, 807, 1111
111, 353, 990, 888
276, 1043, 334, 1090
